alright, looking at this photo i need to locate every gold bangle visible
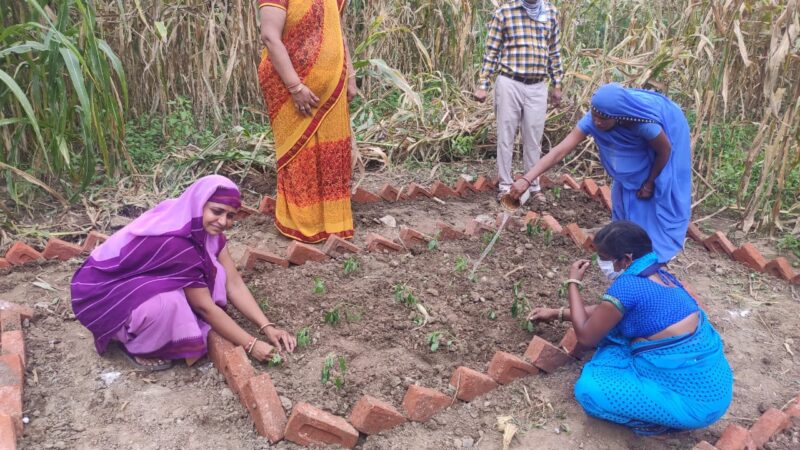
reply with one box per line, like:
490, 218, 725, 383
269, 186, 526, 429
246, 337, 257, 354
564, 279, 583, 287
258, 322, 274, 335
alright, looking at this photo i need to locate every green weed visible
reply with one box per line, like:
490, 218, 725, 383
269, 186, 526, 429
313, 278, 326, 295
321, 353, 347, 389
296, 327, 311, 348
343, 256, 360, 275
454, 256, 469, 272
324, 305, 341, 326
267, 353, 283, 367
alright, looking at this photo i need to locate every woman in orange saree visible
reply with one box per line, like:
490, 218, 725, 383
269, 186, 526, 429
258, 0, 356, 243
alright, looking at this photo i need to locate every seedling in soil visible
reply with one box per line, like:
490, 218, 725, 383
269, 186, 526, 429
296, 327, 311, 348
481, 231, 495, 245
412, 314, 425, 326
552, 186, 562, 199
526, 222, 542, 237
543, 229, 553, 246
427, 331, 443, 352
321, 353, 347, 389
258, 298, 269, 313
313, 277, 326, 295
454, 256, 469, 272
487, 309, 497, 320
267, 353, 283, 367
324, 305, 341, 326
427, 235, 440, 251
343, 256, 360, 275
519, 320, 535, 332
511, 282, 530, 319
392, 283, 418, 308
591, 253, 599, 265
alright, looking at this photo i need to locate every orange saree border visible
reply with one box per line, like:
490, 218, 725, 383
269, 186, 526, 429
275, 221, 354, 244
276, 63, 347, 170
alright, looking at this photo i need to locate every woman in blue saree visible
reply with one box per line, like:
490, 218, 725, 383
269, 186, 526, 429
509, 83, 692, 263
528, 221, 733, 435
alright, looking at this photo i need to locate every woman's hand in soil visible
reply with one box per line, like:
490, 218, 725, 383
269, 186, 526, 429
251, 340, 276, 362
569, 259, 591, 281
528, 307, 558, 323
264, 327, 296, 353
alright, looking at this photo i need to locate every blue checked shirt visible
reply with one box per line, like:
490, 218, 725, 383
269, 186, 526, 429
478, 0, 563, 90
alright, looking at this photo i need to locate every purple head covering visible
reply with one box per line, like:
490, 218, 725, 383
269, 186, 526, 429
71, 175, 241, 354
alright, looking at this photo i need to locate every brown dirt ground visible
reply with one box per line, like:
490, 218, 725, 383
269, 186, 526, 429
2, 167, 799, 450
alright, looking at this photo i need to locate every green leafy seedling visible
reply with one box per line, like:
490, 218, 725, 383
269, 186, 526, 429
296, 327, 311, 348
343, 256, 359, 275
487, 309, 497, 321
324, 305, 341, 326
511, 282, 529, 319
454, 256, 469, 272
552, 186, 562, 199
427, 237, 439, 251
313, 277, 326, 295
267, 353, 283, 367
544, 229, 553, 245
258, 298, 269, 313
321, 355, 333, 385
427, 331, 443, 352
321, 354, 347, 389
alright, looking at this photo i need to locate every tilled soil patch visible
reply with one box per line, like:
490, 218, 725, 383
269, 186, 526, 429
237, 223, 607, 421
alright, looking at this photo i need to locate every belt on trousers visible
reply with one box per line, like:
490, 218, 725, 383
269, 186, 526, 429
500, 72, 546, 85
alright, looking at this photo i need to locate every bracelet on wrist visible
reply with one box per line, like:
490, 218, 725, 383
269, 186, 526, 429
564, 278, 583, 287
288, 83, 304, 95
258, 322, 275, 335
246, 337, 257, 355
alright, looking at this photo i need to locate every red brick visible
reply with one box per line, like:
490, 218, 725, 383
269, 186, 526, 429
465, 219, 497, 237
379, 184, 407, 202
321, 235, 361, 256
540, 214, 563, 234
285, 402, 359, 448
521, 211, 540, 227
241, 373, 287, 443
539, 174, 555, 188
259, 196, 276, 215
495, 213, 522, 230
4, 242, 42, 265
82, 231, 109, 253
559, 173, 580, 190
234, 205, 260, 221
749, 408, 791, 447
239, 247, 290, 270
0, 313, 21, 333
435, 222, 466, 241
692, 441, 718, 450
0, 354, 23, 436
597, 185, 613, 210
702, 231, 736, 258
487, 351, 539, 384
454, 178, 477, 196
0, 331, 25, 368
559, 328, 590, 359
286, 241, 328, 265
0, 414, 16, 449
562, 223, 588, 249
348, 395, 406, 435
0, 259, 9, 270
715, 423, 755, 450
206, 330, 235, 373
764, 257, 796, 281
687, 222, 708, 242
405, 183, 432, 199
41, 238, 82, 261
524, 336, 575, 373
732, 243, 768, 272
784, 395, 800, 417
0, 302, 33, 321
398, 227, 429, 248
473, 176, 493, 192
449, 366, 498, 402
402, 385, 452, 422
221, 346, 256, 397
582, 234, 597, 252
366, 233, 402, 253
430, 181, 458, 198
351, 187, 382, 204
580, 178, 600, 198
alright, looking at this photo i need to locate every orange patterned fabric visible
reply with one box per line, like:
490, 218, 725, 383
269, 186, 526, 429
258, 0, 353, 243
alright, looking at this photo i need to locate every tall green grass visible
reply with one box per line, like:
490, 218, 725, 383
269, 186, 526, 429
0, 0, 128, 206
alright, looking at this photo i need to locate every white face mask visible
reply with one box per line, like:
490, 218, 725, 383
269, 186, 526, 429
598, 258, 621, 280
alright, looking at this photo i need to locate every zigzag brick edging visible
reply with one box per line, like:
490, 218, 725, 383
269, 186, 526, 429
0, 302, 32, 449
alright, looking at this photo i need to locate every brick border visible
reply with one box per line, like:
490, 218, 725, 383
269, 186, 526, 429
0, 304, 33, 449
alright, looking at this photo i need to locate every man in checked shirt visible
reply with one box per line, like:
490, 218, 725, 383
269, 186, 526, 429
474, 0, 563, 204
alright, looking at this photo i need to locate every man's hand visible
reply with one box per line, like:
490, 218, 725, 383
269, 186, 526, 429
550, 86, 562, 107
473, 88, 488, 103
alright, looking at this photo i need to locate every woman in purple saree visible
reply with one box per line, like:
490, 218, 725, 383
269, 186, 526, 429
71, 175, 295, 370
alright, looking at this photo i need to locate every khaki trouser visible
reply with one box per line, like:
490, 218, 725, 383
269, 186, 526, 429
494, 75, 548, 193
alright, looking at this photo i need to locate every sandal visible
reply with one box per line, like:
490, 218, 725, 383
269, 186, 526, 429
120, 345, 173, 372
